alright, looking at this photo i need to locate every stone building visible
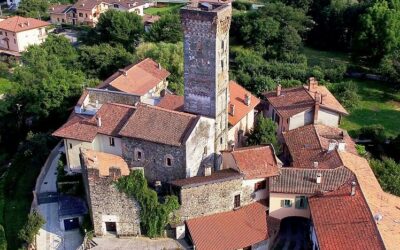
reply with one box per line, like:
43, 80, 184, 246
181, 3, 232, 154
81, 149, 141, 237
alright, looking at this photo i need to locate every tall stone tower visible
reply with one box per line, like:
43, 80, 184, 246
181, 2, 231, 154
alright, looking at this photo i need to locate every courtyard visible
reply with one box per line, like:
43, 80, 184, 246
271, 217, 312, 250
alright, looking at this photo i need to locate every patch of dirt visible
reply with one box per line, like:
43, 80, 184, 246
388, 100, 400, 110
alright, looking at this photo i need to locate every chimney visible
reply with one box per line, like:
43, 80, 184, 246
158, 63, 161, 70
328, 140, 337, 152
316, 173, 322, 184
314, 92, 321, 122
95, 100, 99, 108
204, 164, 212, 176
244, 94, 251, 106
119, 69, 127, 76
276, 84, 282, 97
96, 115, 102, 127
313, 161, 319, 168
338, 141, 346, 152
308, 77, 318, 90
351, 181, 356, 196
229, 104, 235, 116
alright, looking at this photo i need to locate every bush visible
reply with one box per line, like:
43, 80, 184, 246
355, 144, 368, 157
330, 81, 360, 109
370, 157, 400, 196
18, 210, 45, 246
247, 116, 280, 152
0, 225, 6, 250
358, 125, 386, 143
233, 1, 252, 11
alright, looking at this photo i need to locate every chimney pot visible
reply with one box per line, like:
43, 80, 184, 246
338, 141, 346, 152
204, 164, 212, 176
316, 173, 322, 184
328, 140, 337, 152
244, 94, 251, 106
351, 181, 356, 196
313, 161, 319, 168
276, 84, 282, 97
96, 115, 102, 127
158, 63, 161, 70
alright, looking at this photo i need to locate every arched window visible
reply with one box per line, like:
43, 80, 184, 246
164, 154, 173, 167
134, 148, 144, 161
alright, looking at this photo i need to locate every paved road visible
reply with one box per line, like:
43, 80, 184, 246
36, 145, 83, 250
92, 237, 189, 250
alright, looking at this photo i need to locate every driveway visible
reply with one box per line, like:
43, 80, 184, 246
271, 217, 312, 250
91, 237, 189, 250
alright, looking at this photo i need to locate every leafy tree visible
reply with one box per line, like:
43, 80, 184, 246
95, 10, 144, 51
78, 43, 135, 79
136, 42, 184, 94
17, 0, 49, 19
329, 81, 360, 109
18, 210, 45, 246
379, 49, 400, 84
247, 116, 280, 152
116, 170, 180, 237
0, 225, 5, 250
370, 157, 400, 196
40, 35, 79, 69
354, 0, 400, 63
145, 14, 183, 43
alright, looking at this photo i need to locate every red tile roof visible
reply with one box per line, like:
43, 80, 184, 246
157, 94, 184, 111
119, 104, 199, 146
264, 81, 348, 118
82, 149, 130, 177
309, 181, 385, 250
186, 202, 268, 250
169, 169, 242, 188
49, 4, 71, 14
99, 58, 170, 96
228, 81, 260, 126
283, 124, 356, 169
53, 103, 135, 142
0, 16, 50, 33
228, 145, 279, 179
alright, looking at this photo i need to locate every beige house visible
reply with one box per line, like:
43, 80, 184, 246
49, 0, 146, 27
0, 16, 50, 53
263, 77, 348, 139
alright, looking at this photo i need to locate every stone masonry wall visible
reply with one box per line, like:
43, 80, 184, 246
83, 166, 141, 237
122, 138, 186, 183
87, 88, 140, 106
178, 177, 253, 220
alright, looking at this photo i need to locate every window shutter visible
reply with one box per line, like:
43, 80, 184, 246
295, 197, 300, 209
304, 197, 308, 209
281, 200, 285, 207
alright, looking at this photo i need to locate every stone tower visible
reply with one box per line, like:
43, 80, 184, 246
181, 2, 231, 154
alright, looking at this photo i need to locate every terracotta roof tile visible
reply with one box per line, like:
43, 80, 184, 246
73, 0, 146, 11
309, 181, 385, 250
0, 16, 50, 33
99, 58, 170, 96
119, 104, 198, 146
49, 4, 72, 14
228, 81, 260, 126
269, 166, 354, 194
283, 124, 356, 169
169, 169, 242, 188
157, 94, 184, 111
186, 202, 268, 250
306, 84, 348, 115
339, 152, 400, 250
53, 103, 135, 142
82, 149, 130, 176
229, 145, 279, 179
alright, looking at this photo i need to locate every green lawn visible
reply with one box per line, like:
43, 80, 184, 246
144, 4, 185, 16
302, 47, 351, 67
340, 79, 400, 137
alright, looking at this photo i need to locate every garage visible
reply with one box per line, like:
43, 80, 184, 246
63, 217, 80, 231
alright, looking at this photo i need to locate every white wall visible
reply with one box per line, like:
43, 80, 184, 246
317, 108, 340, 127
64, 138, 93, 172
289, 109, 313, 130
185, 116, 215, 178
242, 178, 268, 201
228, 109, 255, 147
269, 193, 310, 220
93, 134, 122, 156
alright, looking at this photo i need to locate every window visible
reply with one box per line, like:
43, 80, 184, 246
57, 18, 60, 22
85, 13, 88, 18
62, 19, 65, 23
221, 60, 224, 70
234, 194, 240, 208
220, 137, 223, 145
109, 137, 115, 146
281, 199, 292, 208
114, 3, 119, 8
221, 40, 224, 50
275, 113, 280, 125
165, 154, 173, 167
137, 151, 142, 160
79, 13, 83, 17
203, 146, 207, 155
254, 180, 266, 191
69, 143, 72, 149
295, 196, 308, 209
5, 32, 7, 37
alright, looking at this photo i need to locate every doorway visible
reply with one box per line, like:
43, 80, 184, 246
105, 222, 116, 232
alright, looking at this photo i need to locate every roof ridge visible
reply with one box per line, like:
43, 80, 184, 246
139, 103, 197, 118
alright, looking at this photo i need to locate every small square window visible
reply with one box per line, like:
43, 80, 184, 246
295, 196, 308, 209
109, 137, 115, 146
79, 13, 83, 17
137, 151, 142, 160
282, 199, 292, 208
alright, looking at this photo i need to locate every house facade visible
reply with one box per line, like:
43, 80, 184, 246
0, 16, 50, 52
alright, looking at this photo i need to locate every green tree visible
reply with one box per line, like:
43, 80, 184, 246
379, 49, 400, 84
18, 210, 45, 247
370, 157, 400, 196
0, 225, 6, 250
17, 0, 49, 19
145, 14, 183, 43
40, 35, 79, 69
78, 43, 135, 79
95, 10, 144, 51
247, 116, 280, 152
136, 42, 184, 94
354, 0, 400, 63
329, 81, 360, 109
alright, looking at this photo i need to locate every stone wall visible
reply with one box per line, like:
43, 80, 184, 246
178, 177, 253, 220
82, 165, 141, 237
87, 88, 139, 106
122, 138, 186, 183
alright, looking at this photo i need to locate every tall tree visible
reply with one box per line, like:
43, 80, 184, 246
145, 14, 183, 43
17, 0, 49, 19
247, 116, 280, 152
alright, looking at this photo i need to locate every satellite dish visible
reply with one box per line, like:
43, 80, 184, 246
374, 213, 383, 223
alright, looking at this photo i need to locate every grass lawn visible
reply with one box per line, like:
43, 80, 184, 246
302, 46, 351, 67
340, 78, 400, 137
144, 3, 185, 16
0, 77, 13, 94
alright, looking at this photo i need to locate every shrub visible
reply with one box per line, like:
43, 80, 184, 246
18, 210, 45, 246
233, 1, 252, 11
355, 144, 368, 157
115, 170, 180, 237
358, 125, 386, 143
247, 116, 280, 152
370, 157, 400, 196
330, 81, 360, 109
0, 225, 6, 250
